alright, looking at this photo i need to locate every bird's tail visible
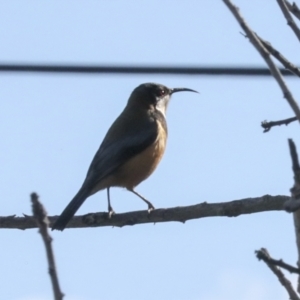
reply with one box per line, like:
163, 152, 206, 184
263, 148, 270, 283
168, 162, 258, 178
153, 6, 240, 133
52, 187, 90, 231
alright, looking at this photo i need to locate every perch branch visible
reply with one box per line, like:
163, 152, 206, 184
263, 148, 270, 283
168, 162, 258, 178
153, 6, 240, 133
0, 195, 291, 230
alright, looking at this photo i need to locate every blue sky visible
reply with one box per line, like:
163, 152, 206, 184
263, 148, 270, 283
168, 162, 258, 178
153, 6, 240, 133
1, 1, 300, 299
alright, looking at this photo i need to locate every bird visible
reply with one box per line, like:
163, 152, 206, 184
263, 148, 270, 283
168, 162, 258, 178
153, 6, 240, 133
52, 82, 197, 231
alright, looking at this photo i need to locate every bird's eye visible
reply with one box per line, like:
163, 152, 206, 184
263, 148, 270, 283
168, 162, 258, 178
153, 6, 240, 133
158, 89, 165, 96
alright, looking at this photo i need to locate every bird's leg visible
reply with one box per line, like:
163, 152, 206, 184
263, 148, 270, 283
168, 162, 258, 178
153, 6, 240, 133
128, 188, 155, 212
107, 188, 115, 218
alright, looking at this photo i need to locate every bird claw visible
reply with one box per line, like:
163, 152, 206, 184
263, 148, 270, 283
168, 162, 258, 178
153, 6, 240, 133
147, 204, 155, 213
108, 207, 115, 219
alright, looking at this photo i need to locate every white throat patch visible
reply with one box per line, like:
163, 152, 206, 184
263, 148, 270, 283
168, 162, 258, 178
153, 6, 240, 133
156, 98, 169, 117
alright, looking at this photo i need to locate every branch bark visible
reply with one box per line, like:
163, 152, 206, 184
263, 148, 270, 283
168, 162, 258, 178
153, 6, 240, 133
0, 195, 291, 230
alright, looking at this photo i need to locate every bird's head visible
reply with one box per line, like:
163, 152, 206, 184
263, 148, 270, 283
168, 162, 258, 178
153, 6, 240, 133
128, 83, 198, 116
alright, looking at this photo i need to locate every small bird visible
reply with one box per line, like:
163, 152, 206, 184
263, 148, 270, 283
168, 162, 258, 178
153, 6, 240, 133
52, 82, 197, 231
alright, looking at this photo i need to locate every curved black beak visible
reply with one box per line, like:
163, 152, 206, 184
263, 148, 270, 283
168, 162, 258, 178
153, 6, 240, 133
170, 87, 199, 94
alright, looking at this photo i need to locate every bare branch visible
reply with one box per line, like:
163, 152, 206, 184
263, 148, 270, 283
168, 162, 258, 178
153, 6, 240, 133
285, 141, 300, 211
223, 0, 300, 123
256, 248, 300, 274
285, 0, 300, 21
256, 248, 300, 300
31, 193, 64, 300
289, 139, 300, 174
288, 140, 300, 292
261, 116, 297, 132
256, 34, 300, 77
285, 199, 300, 211
278, 0, 300, 41
0, 195, 291, 230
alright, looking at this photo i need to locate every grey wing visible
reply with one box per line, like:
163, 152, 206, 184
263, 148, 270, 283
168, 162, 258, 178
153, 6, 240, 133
82, 115, 158, 190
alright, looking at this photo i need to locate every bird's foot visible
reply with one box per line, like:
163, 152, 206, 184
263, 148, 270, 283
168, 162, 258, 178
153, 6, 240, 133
147, 203, 155, 213
108, 206, 115, 219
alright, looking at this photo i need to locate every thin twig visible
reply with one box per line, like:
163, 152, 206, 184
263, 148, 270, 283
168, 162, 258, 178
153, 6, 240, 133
31, 193, 64, 300
261, 116, 297, 132
256, 34, 300, 77
278, 0, 300, 42
223, 0, 300, 124
289, 139, 300, 173
286, 140, 300, 209
251, 34, 300, 132
285, 0, 300, 21
256, 248, 300, 300
0, 195, 291, 230
256, 248, 300, 274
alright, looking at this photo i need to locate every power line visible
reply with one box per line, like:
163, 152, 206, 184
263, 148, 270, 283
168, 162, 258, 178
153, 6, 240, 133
0, 63, 295, 76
